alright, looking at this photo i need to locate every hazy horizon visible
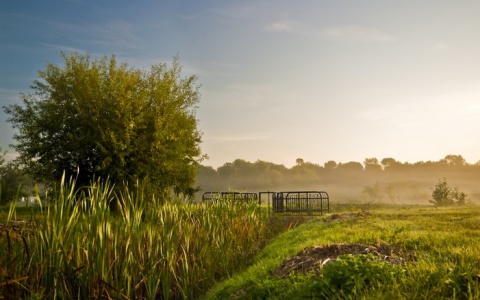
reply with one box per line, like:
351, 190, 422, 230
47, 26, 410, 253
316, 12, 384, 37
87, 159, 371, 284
196, 155, 480, 204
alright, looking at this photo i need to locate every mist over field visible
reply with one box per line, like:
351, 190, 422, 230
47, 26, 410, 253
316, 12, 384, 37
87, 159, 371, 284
195, 155, 480, 204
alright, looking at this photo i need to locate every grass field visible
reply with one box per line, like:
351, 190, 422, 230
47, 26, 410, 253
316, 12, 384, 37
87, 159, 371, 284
1, 181, 479, 299
205, 205, 480, 299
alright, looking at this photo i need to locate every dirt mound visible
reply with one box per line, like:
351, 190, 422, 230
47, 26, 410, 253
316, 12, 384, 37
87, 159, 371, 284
274, 242, 409, 278
325, 211, 371, 222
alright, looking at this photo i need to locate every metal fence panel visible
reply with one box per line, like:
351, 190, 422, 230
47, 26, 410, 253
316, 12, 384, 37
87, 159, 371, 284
203, 190, 329, 215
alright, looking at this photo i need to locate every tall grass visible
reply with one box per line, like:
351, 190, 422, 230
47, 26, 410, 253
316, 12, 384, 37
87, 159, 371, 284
0, 176, 278, 299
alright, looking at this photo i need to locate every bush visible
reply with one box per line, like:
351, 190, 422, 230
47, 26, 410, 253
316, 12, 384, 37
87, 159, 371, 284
430, 177, 468, 206
321, 254, 405, 295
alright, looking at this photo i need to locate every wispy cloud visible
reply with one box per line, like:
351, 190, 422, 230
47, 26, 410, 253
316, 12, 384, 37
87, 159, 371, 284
224, 84, 276, 109
265, 21, 395, 43
356, 87, 480, 131
430, 42, 451, 53
0, 88, 21, 106
321, 25, 395, 43
88, 20, 141, 49
208, 83, 303, 112
264, 21, 296, 33
42, 43, 88, 53
32, 16, 142, 51
206, 132, 275, 142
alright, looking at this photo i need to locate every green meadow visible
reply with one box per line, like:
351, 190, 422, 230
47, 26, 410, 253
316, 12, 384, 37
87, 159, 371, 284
1, 178, 480, 299
206, 205, 480, 299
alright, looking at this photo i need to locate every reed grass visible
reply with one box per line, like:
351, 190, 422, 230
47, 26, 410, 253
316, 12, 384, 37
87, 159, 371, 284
0, 175, 282, 299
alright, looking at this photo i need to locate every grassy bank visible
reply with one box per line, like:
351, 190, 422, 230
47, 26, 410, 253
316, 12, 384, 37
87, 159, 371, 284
205, 205, 480, 299
0, 177, 298, 299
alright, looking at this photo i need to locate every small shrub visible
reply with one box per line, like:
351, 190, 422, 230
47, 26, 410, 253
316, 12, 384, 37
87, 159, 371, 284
321, 254, 406, 295
430, 177, 468, 206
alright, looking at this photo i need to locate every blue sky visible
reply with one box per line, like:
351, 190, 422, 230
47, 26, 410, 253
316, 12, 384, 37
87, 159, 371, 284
1, 1, 480, 167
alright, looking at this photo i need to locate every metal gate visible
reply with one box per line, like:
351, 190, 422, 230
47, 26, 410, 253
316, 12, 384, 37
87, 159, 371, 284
203, 191, 329, 215
260, 191, 329, 215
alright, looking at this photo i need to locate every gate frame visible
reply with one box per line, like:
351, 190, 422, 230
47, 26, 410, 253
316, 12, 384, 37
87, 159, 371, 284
202, 190, 329, 215
260, 191, 329, 215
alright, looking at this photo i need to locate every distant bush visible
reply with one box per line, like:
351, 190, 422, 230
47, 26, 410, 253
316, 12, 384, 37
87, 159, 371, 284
430, 177, 468, 206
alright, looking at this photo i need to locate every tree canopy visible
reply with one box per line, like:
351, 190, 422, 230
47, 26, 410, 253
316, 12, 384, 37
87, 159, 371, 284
4, 52, 204, 196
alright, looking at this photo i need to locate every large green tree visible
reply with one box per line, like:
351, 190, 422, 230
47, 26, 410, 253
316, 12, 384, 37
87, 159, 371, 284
3, 52, 204, 196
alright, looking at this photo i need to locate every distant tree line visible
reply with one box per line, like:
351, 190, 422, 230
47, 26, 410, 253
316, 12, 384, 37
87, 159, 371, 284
196, 154, 480, 204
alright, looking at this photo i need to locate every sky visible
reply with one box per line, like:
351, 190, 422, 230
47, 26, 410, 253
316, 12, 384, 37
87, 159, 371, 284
1, 1, 480, 168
